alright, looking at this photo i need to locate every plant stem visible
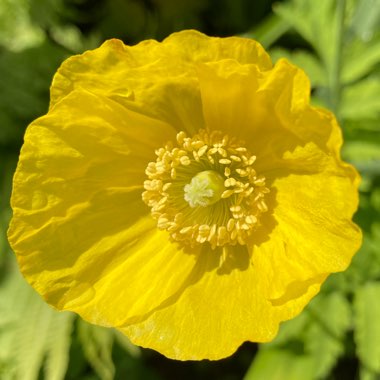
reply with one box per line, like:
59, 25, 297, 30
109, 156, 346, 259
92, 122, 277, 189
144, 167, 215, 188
329, 0, 346, 116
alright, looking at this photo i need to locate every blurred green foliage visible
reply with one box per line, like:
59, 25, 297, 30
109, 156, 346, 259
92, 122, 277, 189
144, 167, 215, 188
0, 0, 379, 379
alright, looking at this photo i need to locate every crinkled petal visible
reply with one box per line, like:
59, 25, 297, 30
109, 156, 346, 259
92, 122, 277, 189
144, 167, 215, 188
119, 245, 277, 360
162, 30, 272, 68
51, 31, 271, 107
261, 169, 361, 302
50, 31, 271, 134
119, 243, 324, 360
197, 53, 361, 322
8, 89, 200, 325
197, 59, 313, 173
197, 60, 262, 139
118, 163, 361, 361
51, 38, 204, 135
197, 58, 347, 174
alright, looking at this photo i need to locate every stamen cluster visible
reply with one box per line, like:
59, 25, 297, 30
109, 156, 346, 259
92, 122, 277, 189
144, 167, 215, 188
142, 129, 269, 248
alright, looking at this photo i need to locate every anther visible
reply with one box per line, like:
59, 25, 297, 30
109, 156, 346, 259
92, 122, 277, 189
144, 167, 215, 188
142, 129, 269, 248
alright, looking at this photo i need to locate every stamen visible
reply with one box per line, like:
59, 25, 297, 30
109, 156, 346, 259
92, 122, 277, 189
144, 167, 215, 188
142, 129, 270, 248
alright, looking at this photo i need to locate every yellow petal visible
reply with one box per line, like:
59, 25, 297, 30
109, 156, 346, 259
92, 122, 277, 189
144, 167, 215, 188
50, 31, 271, 135
51, 38, 204, 135
119, 183, 357, 362
119, 245, 325, 360
196, 59, 310, 157
51, 31, 271, 107
196, 57, 361, 338
120, 245, 278, 360
61, 224, 200, 327
9, 89, 199, 325
163, 30, 271, 68
252, 166, 361, 309
197, 58, 355, 178
197, 60, 262, 140
253, 59, 351, 176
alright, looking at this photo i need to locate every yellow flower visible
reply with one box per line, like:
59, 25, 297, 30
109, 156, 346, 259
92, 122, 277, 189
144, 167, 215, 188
8, 30, 361, 360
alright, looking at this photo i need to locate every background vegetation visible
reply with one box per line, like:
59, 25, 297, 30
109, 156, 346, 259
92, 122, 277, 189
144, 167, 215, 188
0, 0, 379, 379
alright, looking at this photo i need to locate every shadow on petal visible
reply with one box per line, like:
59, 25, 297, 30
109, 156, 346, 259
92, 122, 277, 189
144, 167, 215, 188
269, 274, 327, 307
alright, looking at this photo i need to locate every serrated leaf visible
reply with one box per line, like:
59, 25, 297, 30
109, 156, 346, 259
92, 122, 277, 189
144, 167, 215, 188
0, 41, 67, 147
338, 233, 380, 288
244, 348, 315, 380
342, 35, 380, 83
77, 319, 115, 380
304, 292, 351, 379
247, 291, 352, 380
345, 118, 380, 134
359, 364, 380, 380
274, 0, 338, 68
242, 13, 290, 48
0, 153, 17, 274
343, 141, 380, 161
354, 282, 380, 373
341, 77, 380, 119
350, 0, 380, 41
0, 260, 74, 380
14, 298, 61, 380
371, 189, 380, 212
44, 312, 75, 380
343, 125, 380, 175
0, 0, 44, 51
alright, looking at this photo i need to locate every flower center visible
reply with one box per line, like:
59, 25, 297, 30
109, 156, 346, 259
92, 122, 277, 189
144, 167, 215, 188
142, 129, 269, 248
184, 170, 225, 208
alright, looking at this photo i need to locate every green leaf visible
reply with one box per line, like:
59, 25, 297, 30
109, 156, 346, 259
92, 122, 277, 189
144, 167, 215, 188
350, 0, 380, 41
342, 122, 380, 182
49, 24, 101, 53
246, 291, 351, 380
44, 312, 76, 380
0, 0, 44, 51
354, 282, 380, 373
0, 153, 17, 273
342, 35, 380, 83
371, 189, 380, 212
244, 348, 315, 380
359, 364, 380, 380
242, 13, 290, 48
304, 293, 351, 379
343, 141, 380, 161
0, 260, 75, 380
274, 0, 338, 68
340, 233, 380, 287
0, 41, 67, 147
77, 319, 115, 380
342, 0, 380, 83
341, 77, 380, 119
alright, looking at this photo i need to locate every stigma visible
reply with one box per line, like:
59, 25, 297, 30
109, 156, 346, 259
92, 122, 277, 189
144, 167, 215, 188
184, 170, 225, 207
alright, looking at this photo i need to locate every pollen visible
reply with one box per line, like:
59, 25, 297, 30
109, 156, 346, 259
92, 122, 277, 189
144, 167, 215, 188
142, 129, 270, 248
